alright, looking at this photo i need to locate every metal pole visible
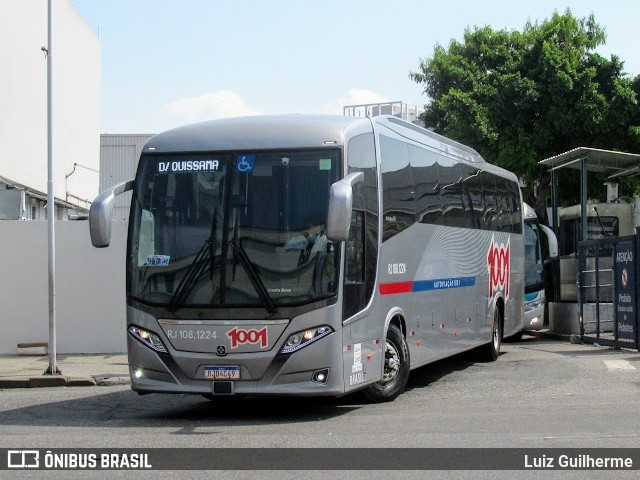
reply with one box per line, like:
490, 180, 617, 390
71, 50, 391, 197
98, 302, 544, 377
550, 169, 560, 302
635, 230, 640, 351
46, 0, 58, 375
580, 158, 588, 243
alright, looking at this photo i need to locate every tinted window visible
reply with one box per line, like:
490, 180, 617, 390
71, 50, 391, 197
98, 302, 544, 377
462, 168, 484, 229
381, 136, 522, 235
345, 133, 379, 319
495, 177, 512, 233
440, 161, 466, 228
481, 172, 497, 231
380, 135, 415, 241
410, 145, 442, 225
129, 150, 341, 309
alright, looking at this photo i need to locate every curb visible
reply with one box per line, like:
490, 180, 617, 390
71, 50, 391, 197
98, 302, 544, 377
0, 375, 129, 389
93, 375, 131, 386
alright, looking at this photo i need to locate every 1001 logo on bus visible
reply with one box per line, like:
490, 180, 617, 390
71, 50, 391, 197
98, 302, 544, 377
226, 327, 268, 349
487, 235, 510, 300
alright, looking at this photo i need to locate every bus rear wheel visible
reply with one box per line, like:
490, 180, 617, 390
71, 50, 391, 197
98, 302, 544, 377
363, 324, 409, 403
480, 308, 502, 362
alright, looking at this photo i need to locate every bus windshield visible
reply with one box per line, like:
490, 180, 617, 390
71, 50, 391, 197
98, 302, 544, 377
129, 150, 341, 310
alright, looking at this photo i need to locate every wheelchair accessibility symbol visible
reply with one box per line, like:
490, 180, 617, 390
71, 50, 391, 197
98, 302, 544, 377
236, 155, 255, 173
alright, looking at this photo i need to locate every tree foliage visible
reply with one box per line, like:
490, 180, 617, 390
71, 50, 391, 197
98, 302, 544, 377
410, 10, 640, 217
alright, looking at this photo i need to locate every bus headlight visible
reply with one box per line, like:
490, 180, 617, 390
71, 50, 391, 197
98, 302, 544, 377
280, 325, 333, 354
128, 325, 167, 353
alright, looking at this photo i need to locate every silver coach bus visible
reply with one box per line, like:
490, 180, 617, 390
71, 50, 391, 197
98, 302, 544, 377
90, 114, 524, 402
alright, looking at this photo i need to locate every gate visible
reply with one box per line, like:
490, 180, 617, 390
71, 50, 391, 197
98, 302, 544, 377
578, 233, 640, 350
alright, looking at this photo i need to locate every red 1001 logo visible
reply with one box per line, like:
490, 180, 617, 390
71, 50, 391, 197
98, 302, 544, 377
487, 235, 510, 300
226, 327, 268, 349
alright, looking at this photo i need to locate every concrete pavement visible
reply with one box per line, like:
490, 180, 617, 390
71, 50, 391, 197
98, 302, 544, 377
0, 353, 129, 388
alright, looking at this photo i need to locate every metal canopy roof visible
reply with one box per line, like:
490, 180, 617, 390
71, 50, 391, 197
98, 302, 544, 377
541, 147, 640, 249
539, 147, 640, 178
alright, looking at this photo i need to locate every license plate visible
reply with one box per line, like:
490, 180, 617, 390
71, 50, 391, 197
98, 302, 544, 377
205, 366, 240, 380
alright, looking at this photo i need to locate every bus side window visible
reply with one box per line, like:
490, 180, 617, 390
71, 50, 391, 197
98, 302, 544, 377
346, 210, 365, 284
410, 144, 442, 226
496, 177, 512, 233
380, 135, 414, 241
343, 210, 366, 319
441, 163, 466, 228
463, 168, 484, 230
481, 172, 497, 231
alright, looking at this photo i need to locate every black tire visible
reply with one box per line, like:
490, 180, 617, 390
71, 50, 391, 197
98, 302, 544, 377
480, 308, 502, 361
363, 324, 410, 403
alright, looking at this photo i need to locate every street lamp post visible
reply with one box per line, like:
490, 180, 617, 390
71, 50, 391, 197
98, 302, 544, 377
45, 0, 59, 375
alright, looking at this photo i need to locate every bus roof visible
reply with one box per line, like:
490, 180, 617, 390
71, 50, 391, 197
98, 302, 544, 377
370, 116, 517, 181
371, 116, 484, 164
142, 114, 517, 182
144, 115, 370, 153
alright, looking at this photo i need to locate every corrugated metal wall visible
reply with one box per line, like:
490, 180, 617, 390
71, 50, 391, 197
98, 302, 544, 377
100, 134, 153, 220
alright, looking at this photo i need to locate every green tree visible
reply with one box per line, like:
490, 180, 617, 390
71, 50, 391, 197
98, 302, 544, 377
410, 10, 640, 220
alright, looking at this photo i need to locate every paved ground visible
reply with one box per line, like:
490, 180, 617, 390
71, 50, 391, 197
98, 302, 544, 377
1, 332, 639, 479
0, 352, 129, 388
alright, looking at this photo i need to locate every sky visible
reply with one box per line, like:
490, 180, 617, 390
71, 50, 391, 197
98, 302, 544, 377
70, 0, 639, 134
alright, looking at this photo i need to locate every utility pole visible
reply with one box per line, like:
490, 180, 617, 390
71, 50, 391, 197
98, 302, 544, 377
45, 0, 59, 375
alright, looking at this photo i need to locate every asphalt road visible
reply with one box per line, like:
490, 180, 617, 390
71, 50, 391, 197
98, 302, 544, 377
1, 334, 639, 479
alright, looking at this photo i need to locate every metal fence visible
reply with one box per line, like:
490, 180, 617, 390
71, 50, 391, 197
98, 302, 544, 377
578, 234, 639, 350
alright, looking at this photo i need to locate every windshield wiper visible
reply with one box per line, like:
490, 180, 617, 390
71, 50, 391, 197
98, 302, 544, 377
168, 210, 218, 312
230, 213, 276, 314
231, 239, 276, 314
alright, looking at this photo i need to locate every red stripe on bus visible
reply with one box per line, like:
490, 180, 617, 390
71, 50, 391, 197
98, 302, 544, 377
379, 282, 414, 295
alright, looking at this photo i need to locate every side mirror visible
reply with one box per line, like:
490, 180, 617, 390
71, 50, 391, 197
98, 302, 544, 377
326, 172, 364, 242
90, 180, 134, 247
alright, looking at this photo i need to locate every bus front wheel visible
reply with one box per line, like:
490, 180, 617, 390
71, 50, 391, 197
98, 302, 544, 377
363, 324, 410, 403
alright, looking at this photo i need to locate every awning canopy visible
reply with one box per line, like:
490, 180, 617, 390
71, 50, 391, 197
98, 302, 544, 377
539, 146, 640, 243
539, 147, 640, 178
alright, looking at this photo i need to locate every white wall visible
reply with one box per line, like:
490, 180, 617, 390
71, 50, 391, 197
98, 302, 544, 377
0, 0, 100, 206
0, 221, 127, 354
